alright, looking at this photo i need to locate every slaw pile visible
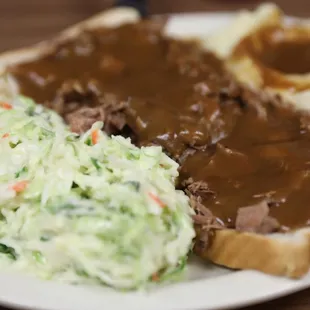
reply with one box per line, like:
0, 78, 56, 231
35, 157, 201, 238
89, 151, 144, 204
0, 95, 194, 289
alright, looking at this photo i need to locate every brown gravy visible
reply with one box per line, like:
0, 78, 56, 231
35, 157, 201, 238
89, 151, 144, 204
9, 22, 310, 231
234, 25, 310, 90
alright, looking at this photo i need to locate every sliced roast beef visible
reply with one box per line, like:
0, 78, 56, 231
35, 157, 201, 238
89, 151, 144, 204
236, 201, 280, 234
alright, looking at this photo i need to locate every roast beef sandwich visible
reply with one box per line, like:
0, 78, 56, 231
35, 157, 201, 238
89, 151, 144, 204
1, 6, 310, 279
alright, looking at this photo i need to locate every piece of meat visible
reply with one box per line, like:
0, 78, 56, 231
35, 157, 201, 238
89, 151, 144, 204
66, 106, 105, 134
236, 201, 280, 234
48, 80, 97, 116
65, 100, 128, 135
193, 225, 213, 256
187, 180, 215, 199
259, 215, 281, 234
100, 94, 128, 135
190, 195, 213, 221
48, 79, 129, 136
184, 178, 220, 228
236, 201, 269, 233
187, 192, 223, 229
186, 192, 225, 255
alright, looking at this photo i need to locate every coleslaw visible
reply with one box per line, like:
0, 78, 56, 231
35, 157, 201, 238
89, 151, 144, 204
0, 95, 195, 289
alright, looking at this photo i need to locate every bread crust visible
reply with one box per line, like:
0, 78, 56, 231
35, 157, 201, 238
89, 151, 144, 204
0, 5, 310, 279
204, 229, 310, 278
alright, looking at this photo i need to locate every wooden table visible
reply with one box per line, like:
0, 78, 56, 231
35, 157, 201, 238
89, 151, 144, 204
0, 1, 309, 309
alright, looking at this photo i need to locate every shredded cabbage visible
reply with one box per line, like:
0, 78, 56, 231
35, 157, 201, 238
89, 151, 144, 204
0, 95, 194, 289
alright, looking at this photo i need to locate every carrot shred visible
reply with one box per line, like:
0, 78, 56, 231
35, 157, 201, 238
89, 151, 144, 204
10, 181, 28, 193
151, 273, 160, 282
2, 133, 9, 138
148, 192, 165, 208
91, 129, 99, 145
0, 102, 12, 110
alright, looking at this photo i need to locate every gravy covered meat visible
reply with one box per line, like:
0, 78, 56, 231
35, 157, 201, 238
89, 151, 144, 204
9, 21, 310, 250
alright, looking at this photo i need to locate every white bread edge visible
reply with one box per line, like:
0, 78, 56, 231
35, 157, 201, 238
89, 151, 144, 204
0, 6, 310, 279
205, 228, 310, 278
202, 3, 281, 59
0, 7, 140, 71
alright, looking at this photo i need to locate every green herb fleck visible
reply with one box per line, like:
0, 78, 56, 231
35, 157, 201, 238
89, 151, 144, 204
15, 166, 28, 178
60, 204, 76, 211
125, 181, 140, 192
66, 135, 78, 142
71, 182, 79, 189
0, 243, 17, 260
49, 203, 77, 214
32, 250, 45, 264
79, 166, 88, 174
81, 190, 91, 199
40, 235, 50, 242
0, 212, 5, 222
40, 231, 55, 242
26, 106, 35, 116
76, 268, 89, 278
9, 140, 21, 148
126, 152, 139, 160
40, 128, 54, 139
85, 137, 92, 146
91, 158, 101, 171
158, 256, 187, 283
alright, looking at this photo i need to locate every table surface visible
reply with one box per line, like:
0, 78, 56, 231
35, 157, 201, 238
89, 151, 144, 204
0, 0, 309, 309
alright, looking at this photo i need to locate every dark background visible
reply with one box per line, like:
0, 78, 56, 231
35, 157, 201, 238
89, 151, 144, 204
0, 0, 309, 51
0, 0, 309, 309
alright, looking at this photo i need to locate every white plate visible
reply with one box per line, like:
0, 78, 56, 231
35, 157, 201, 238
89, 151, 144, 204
0, 12, 310, 310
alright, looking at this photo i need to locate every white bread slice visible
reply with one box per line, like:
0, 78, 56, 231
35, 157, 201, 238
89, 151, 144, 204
205, 228, 310, 278
0, 7, 310, 279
